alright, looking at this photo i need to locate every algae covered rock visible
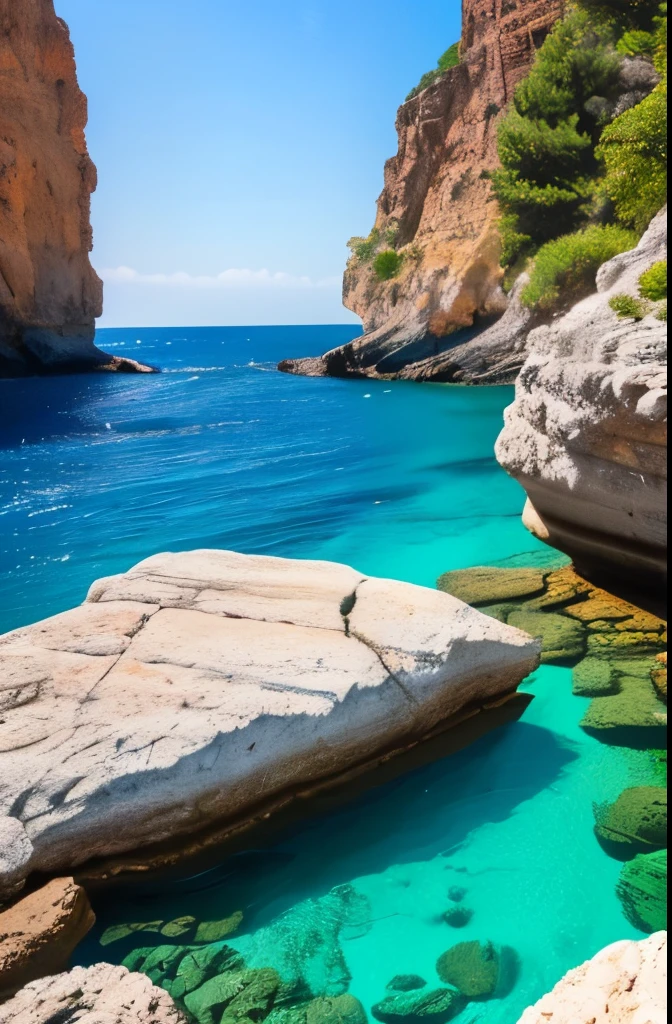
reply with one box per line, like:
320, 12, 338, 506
306, 995, 367, 1024
581, 676, 667, 747
437, 567, 546, 606
436, 940, 518, 999
594, 787, 667, 858
446, 887, 467, 904
371, 987, 466, 1024
386, 976, 427, 993
443, 905, 474, 928
572, 658, 619, 697
651, 652, 667, 702
616, 850, 667, 933
506, 610, 585, 663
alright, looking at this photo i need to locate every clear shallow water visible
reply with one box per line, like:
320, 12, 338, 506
0, 326, 654, 1021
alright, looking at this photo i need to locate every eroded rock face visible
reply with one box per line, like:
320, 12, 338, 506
0, 0, 151, 377
496, 209, 667, 593
0, 963, 186, 1023
0, 877, 95, 998
0, 549, 539, 884
278, 0, 563, 381
516, 931, 667, 1024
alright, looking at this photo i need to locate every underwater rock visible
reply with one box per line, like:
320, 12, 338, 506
122, 943, 244, 999
0, 550, 539, 880
581, 676, 667, 748
101, 911, 243, 948
572, 658, 620, 697
386, 976, 427, 992
306, 995, 367, 1024
446, 887, 467, 904
594, 787, 667, 859
0, 877, 95, 998
371, 987, 466, 1024
517, 931, 667, 1023
651, 653, 667, 702
0, 817, 33, 905
436, 940, 518, 999
506, 610, 585, 663
496, 208, 667, 591
0, 963, 186, 1022
184, 967, 279, 1023
616, 850, 667, 934
437, 567, 546, 606
194, 911, 244, 943
442, 905, 474, 928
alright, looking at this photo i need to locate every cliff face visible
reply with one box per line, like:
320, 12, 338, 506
0, 0, 149, 377
496, 208, 667, 597
279, 0, 564, 381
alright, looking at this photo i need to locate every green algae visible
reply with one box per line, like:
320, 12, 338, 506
594, 786, 667, 858
616, 850, 668, 933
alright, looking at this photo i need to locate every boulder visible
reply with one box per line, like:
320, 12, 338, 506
371, 987, 466, 1024
436, 940, 518, 999
616, 850, 667, 934
506, 610, 585, 663
0, 877, 94, 998
446, 887, 467, 904
0, 963, 185, 1022
651, 652, 667, 702
496, 208, 667, 591
437, 567, 546, 606
572, 658, 620, 697
0, 818, 33, 905
0, 550, 539, 880
581, 676, 667, 748
516, 931, 667, 1023
594, 787, 667, 859
442, 905, 474, 928
306, 995, 367, 1024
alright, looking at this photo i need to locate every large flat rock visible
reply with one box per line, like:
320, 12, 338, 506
0, 550, 539, 887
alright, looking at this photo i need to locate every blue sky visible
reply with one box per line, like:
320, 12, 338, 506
56, 0, 462, 327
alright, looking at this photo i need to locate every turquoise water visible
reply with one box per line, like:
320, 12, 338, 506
0, 326, 653, 1021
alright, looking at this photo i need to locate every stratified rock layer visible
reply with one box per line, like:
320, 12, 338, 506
0, 0, 151, 376
516, 931, 667, 1024
0, 549, 539, 887
0, 963, 186, 1023
496, 209, 667, 592
278, 0, 563, 382
0, 877, 95, 998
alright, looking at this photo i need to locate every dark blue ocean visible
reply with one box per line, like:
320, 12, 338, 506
0, 325, 648, 1023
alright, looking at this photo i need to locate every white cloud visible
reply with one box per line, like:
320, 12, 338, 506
100, 266, 341, 290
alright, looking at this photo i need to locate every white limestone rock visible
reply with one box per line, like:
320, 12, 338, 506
517, 931, 667, 1024
0, 550, 539, 877
0, 818, 33, 905
0, 963, 185, 1023
496, 208, 667, 587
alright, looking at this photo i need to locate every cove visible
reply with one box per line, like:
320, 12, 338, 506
0, 327, 659, 1020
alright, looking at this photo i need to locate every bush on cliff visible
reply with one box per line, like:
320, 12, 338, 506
373, 250, 404, 281
406, 42, 460, 101
492, 10, 621, 261
639, 260, 668, 300
578, 0, 661, 32
522, 224, 638, 310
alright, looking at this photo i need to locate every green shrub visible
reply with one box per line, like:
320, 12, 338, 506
597, 83, 668, 232
657, 303, 668, 320
639, 260, 668, 300
578, 0, 661, 32
609, 293, 649, 318
521, 224, 638, 309
617, 28, 658, 55
346, 229, 380, 263
492, 10, 621, 254
406, 41, 460, 101
373, 249, 404, 281
438, 43, 460, 71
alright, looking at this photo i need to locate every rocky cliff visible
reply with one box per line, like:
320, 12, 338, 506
0, 0, 150, 376
279, 0, 564, 381
496, 208, 668, 597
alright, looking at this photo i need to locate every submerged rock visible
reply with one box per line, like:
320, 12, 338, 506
446, 886, 467, 904
572, 657, 620, 697
386, 976, 427, 992
580, 676, 667, 748
0, 550, 539, 882
496, 208, 667, 591
651, 652, 667, 702
442, 905, 474, 928
371, 987, 466, 1024
437, 567, 546, 606
594, 787, 667, 859
306, 995, 367, 1024
506, 610, 585, 663
616, 850, 667, 934
0, 877, 94, 998
0, 963, 186, 1022
436, 940, 518, 999
517, 931, 667, 1023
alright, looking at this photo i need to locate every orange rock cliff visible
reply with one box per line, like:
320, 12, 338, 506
0, 0, 151, 376
279, 0, 565, 382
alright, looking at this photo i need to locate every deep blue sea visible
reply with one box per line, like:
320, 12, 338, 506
0, 326, 652, 1023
